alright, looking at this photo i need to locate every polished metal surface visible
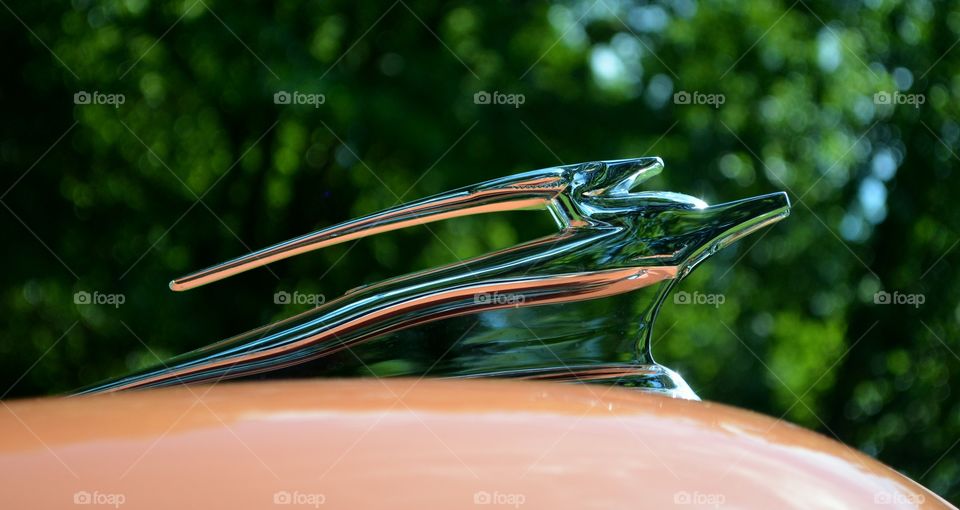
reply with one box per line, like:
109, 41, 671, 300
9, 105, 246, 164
80, 158, 790, 397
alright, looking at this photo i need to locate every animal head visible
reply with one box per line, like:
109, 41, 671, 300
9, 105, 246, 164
540, 158, 791, 276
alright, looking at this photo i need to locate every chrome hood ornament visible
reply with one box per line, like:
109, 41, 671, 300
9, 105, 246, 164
81, 158, 790, 399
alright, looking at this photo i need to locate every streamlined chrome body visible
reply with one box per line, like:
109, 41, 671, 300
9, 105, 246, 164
80, 158, 790, 398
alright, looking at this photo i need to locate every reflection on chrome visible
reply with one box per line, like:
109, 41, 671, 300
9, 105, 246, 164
79, 158, 790, 399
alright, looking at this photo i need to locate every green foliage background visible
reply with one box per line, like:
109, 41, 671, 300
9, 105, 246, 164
1, 0, 958, 501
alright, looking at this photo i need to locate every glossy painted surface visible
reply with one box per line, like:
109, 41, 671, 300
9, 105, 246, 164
0, 379, 952, 509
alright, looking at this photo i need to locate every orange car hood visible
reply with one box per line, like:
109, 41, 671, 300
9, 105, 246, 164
0, 379, 952, 509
